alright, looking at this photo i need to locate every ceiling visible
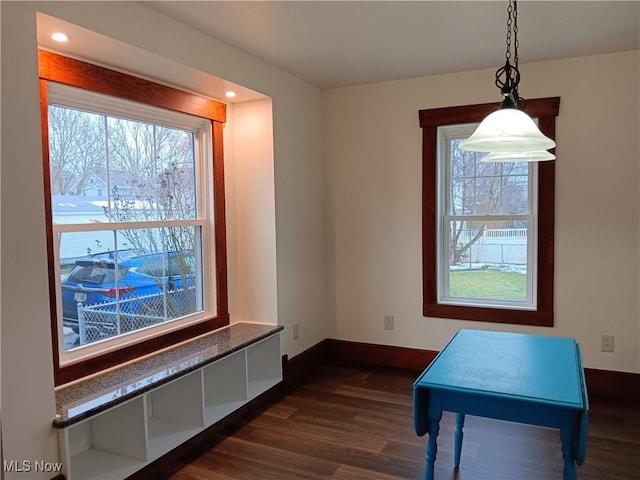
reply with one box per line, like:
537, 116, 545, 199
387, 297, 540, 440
144, 1, 640, 89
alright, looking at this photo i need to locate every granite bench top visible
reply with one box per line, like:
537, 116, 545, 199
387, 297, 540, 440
53, 322, 283, 428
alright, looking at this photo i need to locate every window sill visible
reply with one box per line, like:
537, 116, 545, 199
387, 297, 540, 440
424, 303, 553, 327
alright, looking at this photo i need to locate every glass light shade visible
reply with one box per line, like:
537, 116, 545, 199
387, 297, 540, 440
481, 150, 556, 162
459, 108, 556, 153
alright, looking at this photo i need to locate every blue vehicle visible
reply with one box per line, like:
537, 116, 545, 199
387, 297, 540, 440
61, 250, 196, 333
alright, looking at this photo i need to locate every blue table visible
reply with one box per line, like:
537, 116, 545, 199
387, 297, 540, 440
413, 329, 589, 480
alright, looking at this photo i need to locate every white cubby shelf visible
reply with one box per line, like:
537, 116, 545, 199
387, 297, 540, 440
54, 323, 282, 480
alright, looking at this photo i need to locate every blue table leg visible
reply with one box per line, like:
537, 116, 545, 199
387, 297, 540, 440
454, 412, 465, 469
424, 409, 443, 480
560, 425, 577, 480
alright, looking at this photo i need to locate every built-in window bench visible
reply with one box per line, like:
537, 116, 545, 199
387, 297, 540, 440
53, 323, 283, 480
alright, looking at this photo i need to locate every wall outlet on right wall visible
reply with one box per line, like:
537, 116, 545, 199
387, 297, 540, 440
600, 335, 614, 353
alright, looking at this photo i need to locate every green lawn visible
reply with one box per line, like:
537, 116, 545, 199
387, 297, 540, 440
450, 269, 526, 300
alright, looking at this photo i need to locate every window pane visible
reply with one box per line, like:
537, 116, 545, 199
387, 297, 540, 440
474, 176, 502, 215
59, 226, 203, 351
502, 173, 529, 214
448, 139, 530, 216
106, 118, 196, 222
447, 220, 528, 302
48, 105, 106, 202
450, 178, 475, 215
450, 139, 483, 179
49, 105, 197, 225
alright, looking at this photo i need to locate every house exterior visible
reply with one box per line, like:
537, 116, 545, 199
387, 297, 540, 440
1, 2, 638, 478
78, 172, 106, 196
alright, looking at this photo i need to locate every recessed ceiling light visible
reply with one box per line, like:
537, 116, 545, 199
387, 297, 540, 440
52, 32, 69, 42
225, 91, 237, 98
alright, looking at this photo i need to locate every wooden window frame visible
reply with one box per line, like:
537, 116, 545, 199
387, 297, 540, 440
420, 97, 559, 327
39, 50, 229, 385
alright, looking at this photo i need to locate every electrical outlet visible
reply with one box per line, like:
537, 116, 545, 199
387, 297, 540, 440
601, 335, 614, 353
384, 315, 394, 330
293, 323, 300, 340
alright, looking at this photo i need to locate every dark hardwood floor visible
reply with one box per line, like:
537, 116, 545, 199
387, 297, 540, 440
169, 365, 640, 480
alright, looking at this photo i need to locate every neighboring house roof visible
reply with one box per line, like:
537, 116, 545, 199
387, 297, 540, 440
52, 195, 157, 219
52, 195, 108, 216
84, 171, 108, 189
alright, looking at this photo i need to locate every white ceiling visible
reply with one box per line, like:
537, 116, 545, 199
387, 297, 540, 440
145, 1, 640, 89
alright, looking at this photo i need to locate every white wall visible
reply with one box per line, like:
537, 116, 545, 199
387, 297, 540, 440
325, 50, 640, 374
225, 99, 279, 327
1, 1, 328, 475
1, 4, 60, 475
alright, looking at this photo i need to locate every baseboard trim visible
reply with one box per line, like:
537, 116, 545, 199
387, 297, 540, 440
583, 367, 640, 403
326, 339, 640, 403
282, 339, 331, 394
326, 338, 437, 372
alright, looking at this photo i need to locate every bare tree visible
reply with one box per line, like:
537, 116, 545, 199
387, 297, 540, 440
448, 139, 528, 265
48, 106, 105, 195
106, 124, 198, 318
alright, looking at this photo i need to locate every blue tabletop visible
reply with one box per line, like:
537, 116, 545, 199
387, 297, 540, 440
415, 329, 584, 409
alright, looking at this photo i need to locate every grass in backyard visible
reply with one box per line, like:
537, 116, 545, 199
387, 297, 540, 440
450, 269, 526, 301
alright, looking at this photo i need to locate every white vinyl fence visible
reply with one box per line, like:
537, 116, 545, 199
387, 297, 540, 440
457, 228, 527, 265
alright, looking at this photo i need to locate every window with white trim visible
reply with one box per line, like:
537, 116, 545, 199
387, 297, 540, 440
438, 124, 537, 310
40, 50, 229, 384
49, 83, 215, 364
419, 98, 558, 327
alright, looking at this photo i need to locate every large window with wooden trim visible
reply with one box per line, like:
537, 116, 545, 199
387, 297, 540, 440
39, 51, 229, 384
420, 98, 559, 327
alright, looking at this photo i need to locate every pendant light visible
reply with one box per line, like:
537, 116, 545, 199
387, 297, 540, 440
482, 150, 555, 162
459, 0, 555, 157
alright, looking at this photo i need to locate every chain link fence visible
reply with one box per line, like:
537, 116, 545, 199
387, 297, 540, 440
77, 288, 197, 345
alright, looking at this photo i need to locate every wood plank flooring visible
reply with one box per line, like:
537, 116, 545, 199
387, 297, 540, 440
169, 366, 640, 480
